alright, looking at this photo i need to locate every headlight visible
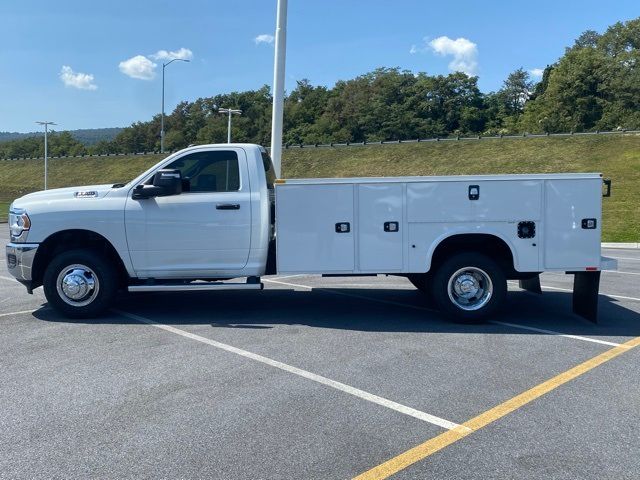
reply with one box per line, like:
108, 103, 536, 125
9, 209, 31, 242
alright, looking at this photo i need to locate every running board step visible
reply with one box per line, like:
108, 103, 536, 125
128, 282, 263, 293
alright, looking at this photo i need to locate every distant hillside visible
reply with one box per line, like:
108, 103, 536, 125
0, 127, 123, 146
0, 135, 638, 241
70, 128, 123, 145
0, 132, 38, 142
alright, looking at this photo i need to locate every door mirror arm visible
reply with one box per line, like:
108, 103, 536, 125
132, 185, 167, 199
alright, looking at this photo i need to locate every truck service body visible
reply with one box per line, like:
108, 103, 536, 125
6, 143, 616, 322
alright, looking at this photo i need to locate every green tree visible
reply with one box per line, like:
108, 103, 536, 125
498, 68, 533, 117
521, 18, 640, 133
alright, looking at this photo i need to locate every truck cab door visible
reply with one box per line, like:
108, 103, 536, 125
124, 148, 251, 278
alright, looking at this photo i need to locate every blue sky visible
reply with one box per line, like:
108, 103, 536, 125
1, 0, 638, 132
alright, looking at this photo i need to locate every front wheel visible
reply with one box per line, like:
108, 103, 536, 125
43, 249, 118, 319
431, 252, 506, 323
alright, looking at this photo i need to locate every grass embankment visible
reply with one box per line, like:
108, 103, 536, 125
0, 135, 638, 241
0, 154, 162, 221
0, 201, 9, 220
282, 135, 640, 242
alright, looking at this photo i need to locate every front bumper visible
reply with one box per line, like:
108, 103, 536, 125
6, 243, 39, 283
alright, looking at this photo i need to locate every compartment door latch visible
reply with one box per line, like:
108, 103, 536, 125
468, 185, 480, 200
335, 222, 351, 233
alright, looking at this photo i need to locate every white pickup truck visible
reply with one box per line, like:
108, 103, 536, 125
6, 143, 615, 322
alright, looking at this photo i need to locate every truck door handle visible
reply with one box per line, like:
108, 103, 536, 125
216, 203, 240, 210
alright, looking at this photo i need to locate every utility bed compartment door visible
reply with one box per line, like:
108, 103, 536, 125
472, 180, 542, 221
407, 182, 471, 222
544, 178, 602, 269
358, 184, 404, 271
276, 184, 355, 273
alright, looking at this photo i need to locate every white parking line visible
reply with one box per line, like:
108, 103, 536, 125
605, 256, 640, 262
530, 282, 640, 303
546, 269, 640, 277
267, 274, 309, 281
603, 270, 640, 276
268, 278, 630, 347
0, 275, 18, 283
307, 283, 410, 289
490, 320, 626, 348
114, 309, 465, 431
0, 309, 37, 318
263, 278, 435, 312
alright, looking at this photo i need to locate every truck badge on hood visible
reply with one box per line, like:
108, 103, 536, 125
74, 191, 98, 198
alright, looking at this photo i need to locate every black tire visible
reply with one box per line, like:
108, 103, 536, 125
43, 249, 118, 319
408, 273, 430, 293
431, 252, 506, 323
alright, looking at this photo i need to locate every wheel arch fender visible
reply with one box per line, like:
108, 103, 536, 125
32, 229, 130, 289
425, 230, 519, 274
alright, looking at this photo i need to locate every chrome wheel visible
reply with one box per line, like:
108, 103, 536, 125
447, 266, 493, 311
56, 264, 100, 307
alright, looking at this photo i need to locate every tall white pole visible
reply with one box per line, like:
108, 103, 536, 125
227, 111, 232, 143
270, 0, 288, 178
161, 63, 166, 153
44, 123, 48, 190
160, 58, 189, 153
37, 121, 55, 190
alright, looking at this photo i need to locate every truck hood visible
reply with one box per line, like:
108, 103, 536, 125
11, 184, 118, 209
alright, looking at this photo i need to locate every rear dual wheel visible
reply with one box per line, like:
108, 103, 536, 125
425, 253, 507, 323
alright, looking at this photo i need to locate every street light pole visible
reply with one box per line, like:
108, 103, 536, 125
161, 58, 190, 153
36, 121, 56, 190
218, 108, 242, 143
270, 0, 288, 177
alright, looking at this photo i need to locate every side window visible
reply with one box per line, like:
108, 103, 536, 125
166, 150, 240, 193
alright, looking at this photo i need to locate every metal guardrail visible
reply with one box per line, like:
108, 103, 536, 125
0, 151, 167, 161
276, 129, 640, 150
1, 129, 639, 161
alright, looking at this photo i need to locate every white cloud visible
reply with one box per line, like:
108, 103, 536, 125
428, 36, 479, 76
119, 55, 157, 80
59, 65, 97, 90
409, 44, 418, 54
530, 68, 544, 79
149, 47, 193, 61
254, 34, 274, 45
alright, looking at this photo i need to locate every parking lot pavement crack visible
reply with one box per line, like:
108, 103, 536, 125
113, 309, 464, 432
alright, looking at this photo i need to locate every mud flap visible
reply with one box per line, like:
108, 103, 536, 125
572, 271, 601, 323
519, 275, 542, 294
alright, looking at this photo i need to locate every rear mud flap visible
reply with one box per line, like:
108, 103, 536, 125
519, 275, 542, 294
572, 271, 601, 323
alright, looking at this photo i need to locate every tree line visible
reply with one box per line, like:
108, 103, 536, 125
1, 17, 638, 159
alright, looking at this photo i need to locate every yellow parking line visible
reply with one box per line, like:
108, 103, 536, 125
354, 335, 640, 480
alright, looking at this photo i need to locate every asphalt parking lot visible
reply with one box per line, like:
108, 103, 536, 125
1, 227, 639, 479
